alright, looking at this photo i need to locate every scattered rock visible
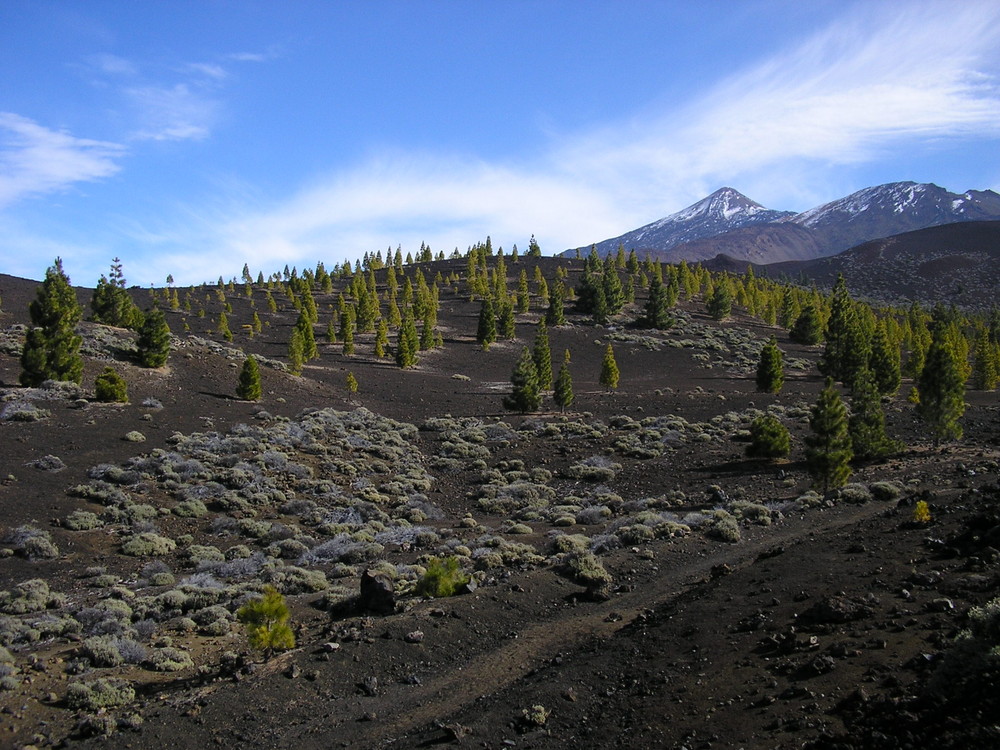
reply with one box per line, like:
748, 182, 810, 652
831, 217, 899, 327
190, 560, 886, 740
360, 676, 378, 696
359, 569, 395, 615
800, 595, 875, 626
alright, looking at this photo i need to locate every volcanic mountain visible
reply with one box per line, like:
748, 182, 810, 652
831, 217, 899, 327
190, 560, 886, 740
568, 182, 1000, 266
565, 187, 794, 259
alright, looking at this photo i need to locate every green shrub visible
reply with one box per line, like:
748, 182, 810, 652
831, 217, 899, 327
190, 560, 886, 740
869, 481, 905, 502
706, 510, 741, 543
173, 499, 208, 518
415, 556, 469, 598
64, 510, 103, 531
0, 579, 66, 614
66, 678, 135, 711
148, 646, 194, 672
562, 551, 612, 589
728, 501, 773, 526
121, 532, 176, 557
94, 367, 128, 403
5, 526, 59, 559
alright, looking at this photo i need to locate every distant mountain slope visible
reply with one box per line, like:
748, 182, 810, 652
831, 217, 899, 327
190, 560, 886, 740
565, 187, 795, 258
567, 182, 1000, 266
709, 221, 1000, 308
787, 182, 1000, 257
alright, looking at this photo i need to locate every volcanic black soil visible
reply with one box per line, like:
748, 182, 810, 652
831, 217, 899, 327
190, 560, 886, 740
0, 257, 997, 749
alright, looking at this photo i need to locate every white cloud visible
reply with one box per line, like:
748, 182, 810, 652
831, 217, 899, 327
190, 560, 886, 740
126, 83, 218, 141
90, 53, 138, 77
0, 113, 125, 208
185, 62, 228, 80
226, 51, 273, 63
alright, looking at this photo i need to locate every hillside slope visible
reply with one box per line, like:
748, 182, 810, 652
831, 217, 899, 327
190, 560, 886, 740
0, 257, 997, 749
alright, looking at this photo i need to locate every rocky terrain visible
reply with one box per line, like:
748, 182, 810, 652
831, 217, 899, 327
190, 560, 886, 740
0, 255, 997, 749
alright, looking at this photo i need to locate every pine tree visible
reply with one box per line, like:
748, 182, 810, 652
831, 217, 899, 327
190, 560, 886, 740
528, 234, 542, 257
746, 415, 791, 459
849, 367, 899, 460
476, 296, 497, 350
496, 295, 516, 340
553, 349, 574, 412
217, 311, 233, 342
602, 255, 624, 315
805, 378, 853, 493
236, 356, 262, 401
546, 280, 566, 326
532, 320, 553, 390
91, 258, 141, 329
374, 317, 389, 358
295, 311, 318, 360
789, 302, 822, 345
599, 343, 620, 392
396, 309, 419, 368
516, 269, 530, 313
419, 313, 436, 351
643, 275, 674, 329
503, 347, 541, 413
819, 275, 866, 385
287, 329, 305, 376
916, 320, 966, 444
868, 319, 901, 396
340, 306, 355, 355
755, 336, 784, 394
136, 307, 171, 367
778, 288, 800, 330
971, 327, 998, 391
20, 258, 84, 386
706, 280, 732, 321
94, 366, 128, 403
345, 372, 358, 393
575, 266, 607, 322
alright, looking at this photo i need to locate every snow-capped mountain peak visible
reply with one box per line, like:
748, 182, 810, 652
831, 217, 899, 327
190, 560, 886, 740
563, 181, 1000, 264
568, 188, 795, 258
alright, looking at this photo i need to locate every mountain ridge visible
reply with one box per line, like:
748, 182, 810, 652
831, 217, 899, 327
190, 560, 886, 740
566, 181, 1000, 265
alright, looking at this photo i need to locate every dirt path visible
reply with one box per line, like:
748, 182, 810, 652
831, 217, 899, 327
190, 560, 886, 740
281, 498, 893, 749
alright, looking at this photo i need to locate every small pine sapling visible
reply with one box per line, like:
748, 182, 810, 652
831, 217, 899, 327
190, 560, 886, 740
746, 415, 790, 459
237, 585, 295, 657
553, 349, 574, 413
599, 343, 620, 392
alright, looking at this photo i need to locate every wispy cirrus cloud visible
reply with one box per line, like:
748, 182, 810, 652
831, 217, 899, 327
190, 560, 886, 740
183, 62, 228, 80
126, 82, 219, 142
554, 2, 1000, 209
0, 112, 125, 208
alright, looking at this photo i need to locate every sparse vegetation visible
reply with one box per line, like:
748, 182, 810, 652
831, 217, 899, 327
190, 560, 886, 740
0, 248, 997, 748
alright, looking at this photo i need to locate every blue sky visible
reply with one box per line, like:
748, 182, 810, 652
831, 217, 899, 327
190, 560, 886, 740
2, 1, 1000, 286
